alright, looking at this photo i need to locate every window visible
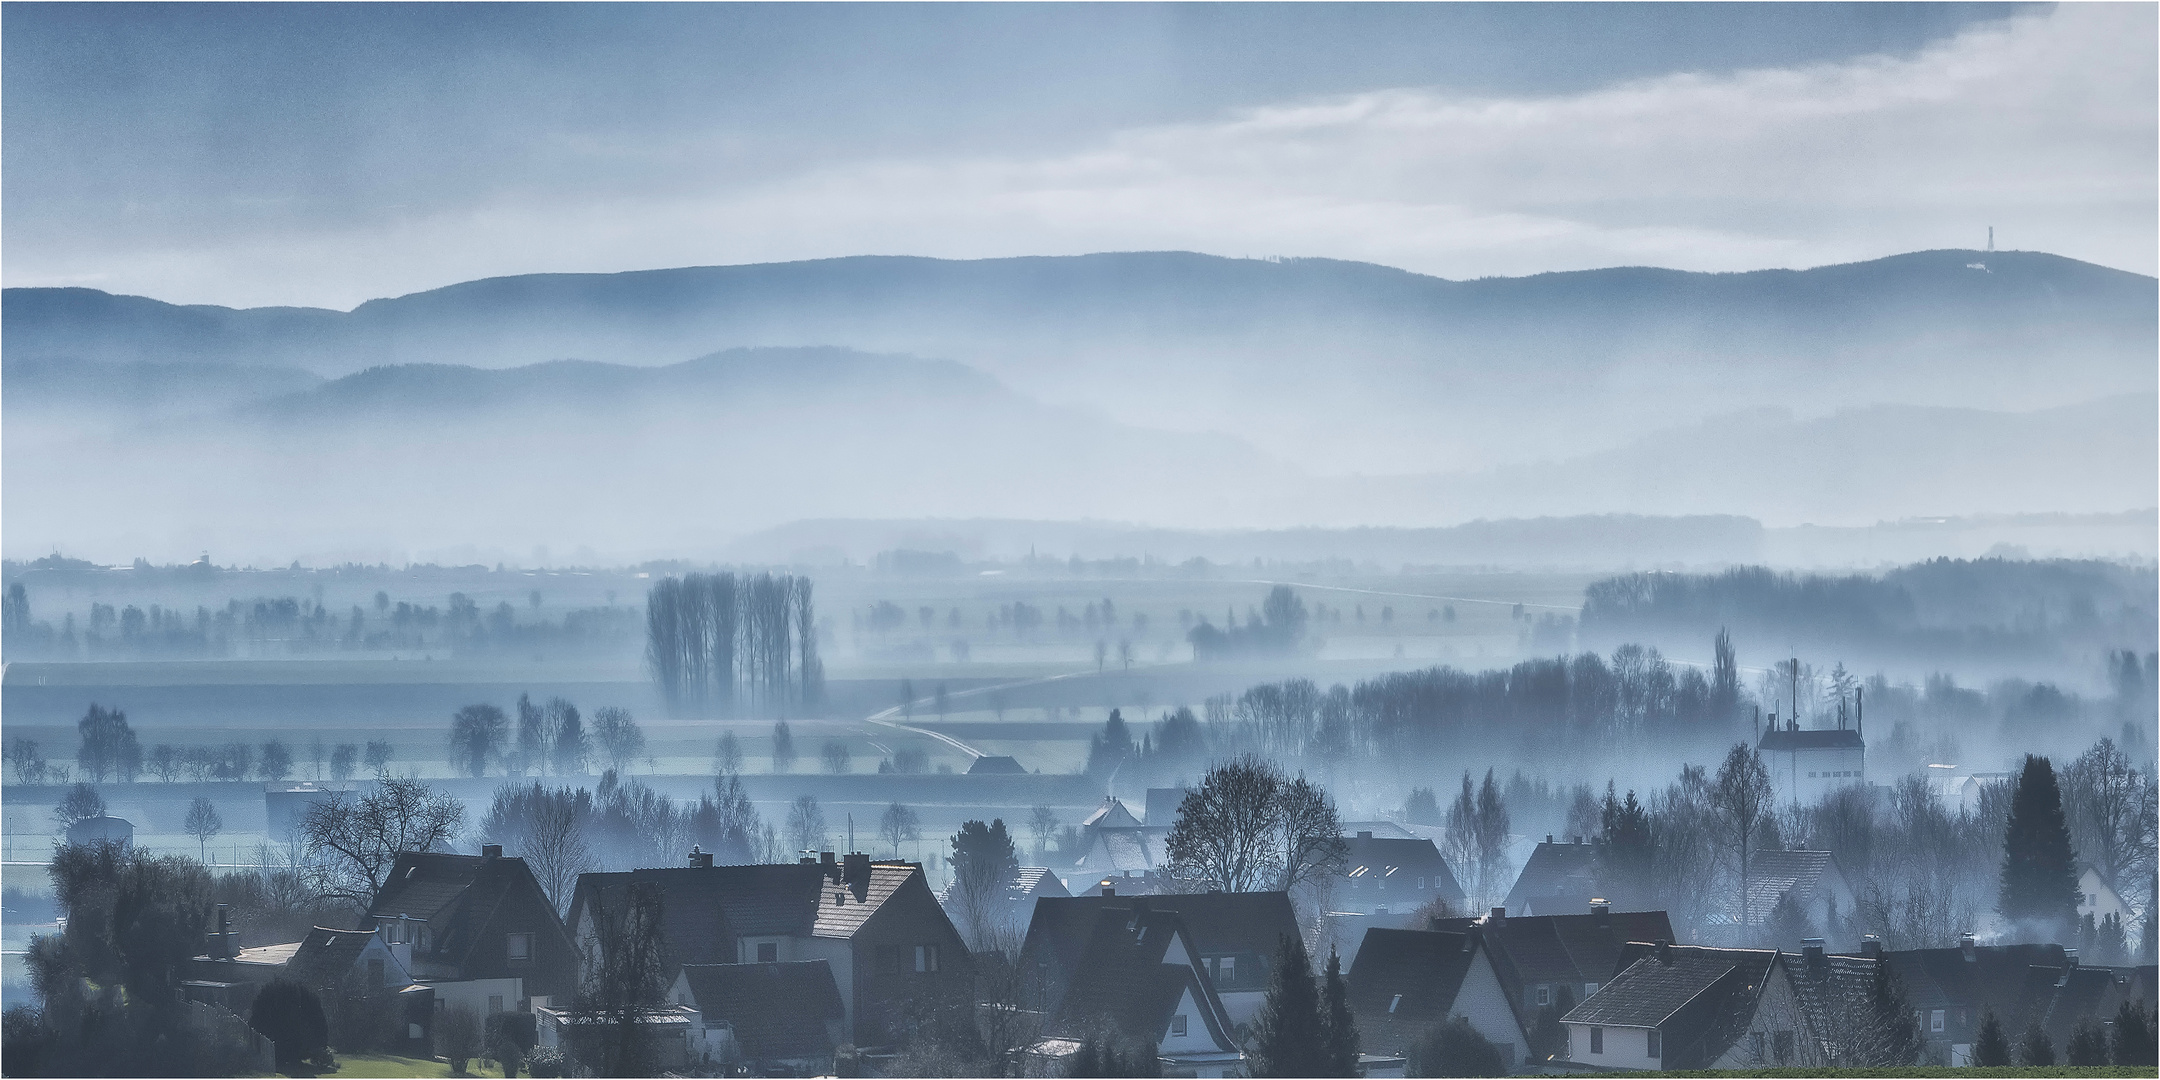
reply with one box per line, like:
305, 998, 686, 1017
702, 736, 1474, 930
1931, 1010, 1944, 1033
1171, 1015, 1187, 1037
1589, 1027, 1603, 1054
915, 944, 939, 973
1537, 985, 1550, 1006
1647, 1029, 1661, 1059
1219, 957, 1234, 982
507, 932, 533, 961
758, 942, 778, 964
1584, 982, 1599, 997
1388, 994, 1402, 1014
488, 995, 504, 1014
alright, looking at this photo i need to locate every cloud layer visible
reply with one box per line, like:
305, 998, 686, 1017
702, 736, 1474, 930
6, 4, 2152, 308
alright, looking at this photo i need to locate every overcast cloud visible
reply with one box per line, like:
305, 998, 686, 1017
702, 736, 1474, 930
4, 3, 2149, 308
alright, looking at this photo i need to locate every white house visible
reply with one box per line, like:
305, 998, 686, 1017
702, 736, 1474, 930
1757, 724, 1865, 807
1562, 943, 1804, 1070
1346, 928, 1529, 1070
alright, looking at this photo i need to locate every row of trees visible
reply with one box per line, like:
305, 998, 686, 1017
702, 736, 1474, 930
0, 583, 640, 662
645, 572, 823, 717
4, 706, 394, 786
448, 695, 647, 778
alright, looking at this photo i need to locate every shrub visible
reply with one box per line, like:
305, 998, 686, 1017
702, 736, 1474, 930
249, 979, 331, 1071
525, 1045, 566, 1078
437, 1005, 482, 1075
1408, 1016, 1507, 1077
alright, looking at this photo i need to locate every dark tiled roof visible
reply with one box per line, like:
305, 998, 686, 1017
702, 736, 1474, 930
1758, 728, 1864, 751
1502, 842, 1604, 914
1080, 798, 1142, 830
1862, 942, 2068, 1031
1431, 910, 1676, 1000
1727, 850, 1841, 925
1564, 944, 1778, 1069
371, 851, 566, 981
1044, 908, 1236, 1054
285, 926, 377, 988
1780, 949, 1877, 1051
1022, 892, 1299, 1006
678, 961, 843, 1062
369, 851, 484, 922
1345, 929, 1482, 1055
968, 755, 1027, 774
569, 860, 928, 973
1342, 837, 1464, 903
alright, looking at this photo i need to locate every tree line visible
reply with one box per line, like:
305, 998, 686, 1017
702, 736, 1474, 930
645, 572, 823, 718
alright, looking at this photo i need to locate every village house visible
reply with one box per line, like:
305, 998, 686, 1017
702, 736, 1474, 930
1841, 934, 2150, 1066
1431, 904, 1676, 1019
1065, 796, 1174, 885
2077, 863, 2133, 928
1345, 928, 1528, 1070
565, 850, 971, 1049
666, 960, 848, 1075
1333, 832, 1464, 917
1020, 890, 1299, 1031
366, 846, 579, 1016
1757, 720, 1865, 808
1026, 905, 1245, 1078
1707, 849, 1857, 942
1502, 836, 1611, 916
1561, 942, 1807, 1070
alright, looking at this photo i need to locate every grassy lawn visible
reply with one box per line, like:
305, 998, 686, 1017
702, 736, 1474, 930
303, 1054, 509, 1079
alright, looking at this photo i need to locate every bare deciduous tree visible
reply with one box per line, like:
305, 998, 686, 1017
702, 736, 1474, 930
1166, 754, 1347, 893
592, 706, 646, 774
480, 782, 591, 914
184, 796, 224, 863
1713, 743, 1777, 926
298, 775, 465, 907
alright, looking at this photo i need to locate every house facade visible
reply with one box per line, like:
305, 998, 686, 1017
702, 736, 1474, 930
1431, 905, 1676, 1019
1027, 906, 1244, 1078
1561, 943, 1800, 1070
1756, 725, 1865, 807
1332, 833, 1464, 917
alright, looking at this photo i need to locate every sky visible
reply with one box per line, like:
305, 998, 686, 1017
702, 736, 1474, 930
4, 2, 2153, 309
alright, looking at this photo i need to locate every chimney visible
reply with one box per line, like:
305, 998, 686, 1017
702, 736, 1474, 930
1861, 934, 1883, 959
1655, 938, 1671, 962
481, 844, 502, 860
1100, 880, 1115, 897
1589, 899, 1611, 918
1960, 932, 1977, 962
1357, 831, 1373, 840
212, 903, 235, 959
799, 855, 816, 865
1488, 907, 1506, 927
689, 846, 713, 869
843, 852, 871, 895
2063, 948, 2079, 970
1802, 937, 1826, 971
1546, 834, 1554, 844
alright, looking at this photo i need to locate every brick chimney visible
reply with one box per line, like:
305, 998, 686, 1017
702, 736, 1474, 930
689, 846, 713, 869
843, 852, 871, 897
1861, 934, 1884, 959
481, 844, 502, 860
210, 903, 236, 959
1960, 932, 1977, 962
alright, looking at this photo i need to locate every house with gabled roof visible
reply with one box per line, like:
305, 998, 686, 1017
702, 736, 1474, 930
1431, 904, 1676, 1018
1835, 934, 2127, 1066
2077, 863, 2132, 927
938, 865, 1070, 942
1334, 833, 1464, 917
1021, 891, 1298, 1030
1346, 928, 1528, 1069
566, 849, 970, 1048
1027, 905, 1244, 1077
667, 960, 847, 1075
1709, 849, 1856, 936
1504, 837, 1618, 916
367, 845, 579, 1007
1561, 942, 1800, 1069
284, 924, 413, 994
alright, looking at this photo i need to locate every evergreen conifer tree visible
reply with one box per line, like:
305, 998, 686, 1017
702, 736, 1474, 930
1251, 934, 1327, 1077
1321, 945, 1361, 1076
2066, 1020, 2110, 1065
1998, 755, 2080, 939
1973, 1010, 2012, 1066
1861, 957, 1921, 1065
2018, 1023, 2054, 1066
2113, 1001, 2158, 1066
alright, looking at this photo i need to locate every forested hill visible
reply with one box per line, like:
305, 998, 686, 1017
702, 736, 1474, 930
1578, 558, 2159, 675
8, 250, 2149, 379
